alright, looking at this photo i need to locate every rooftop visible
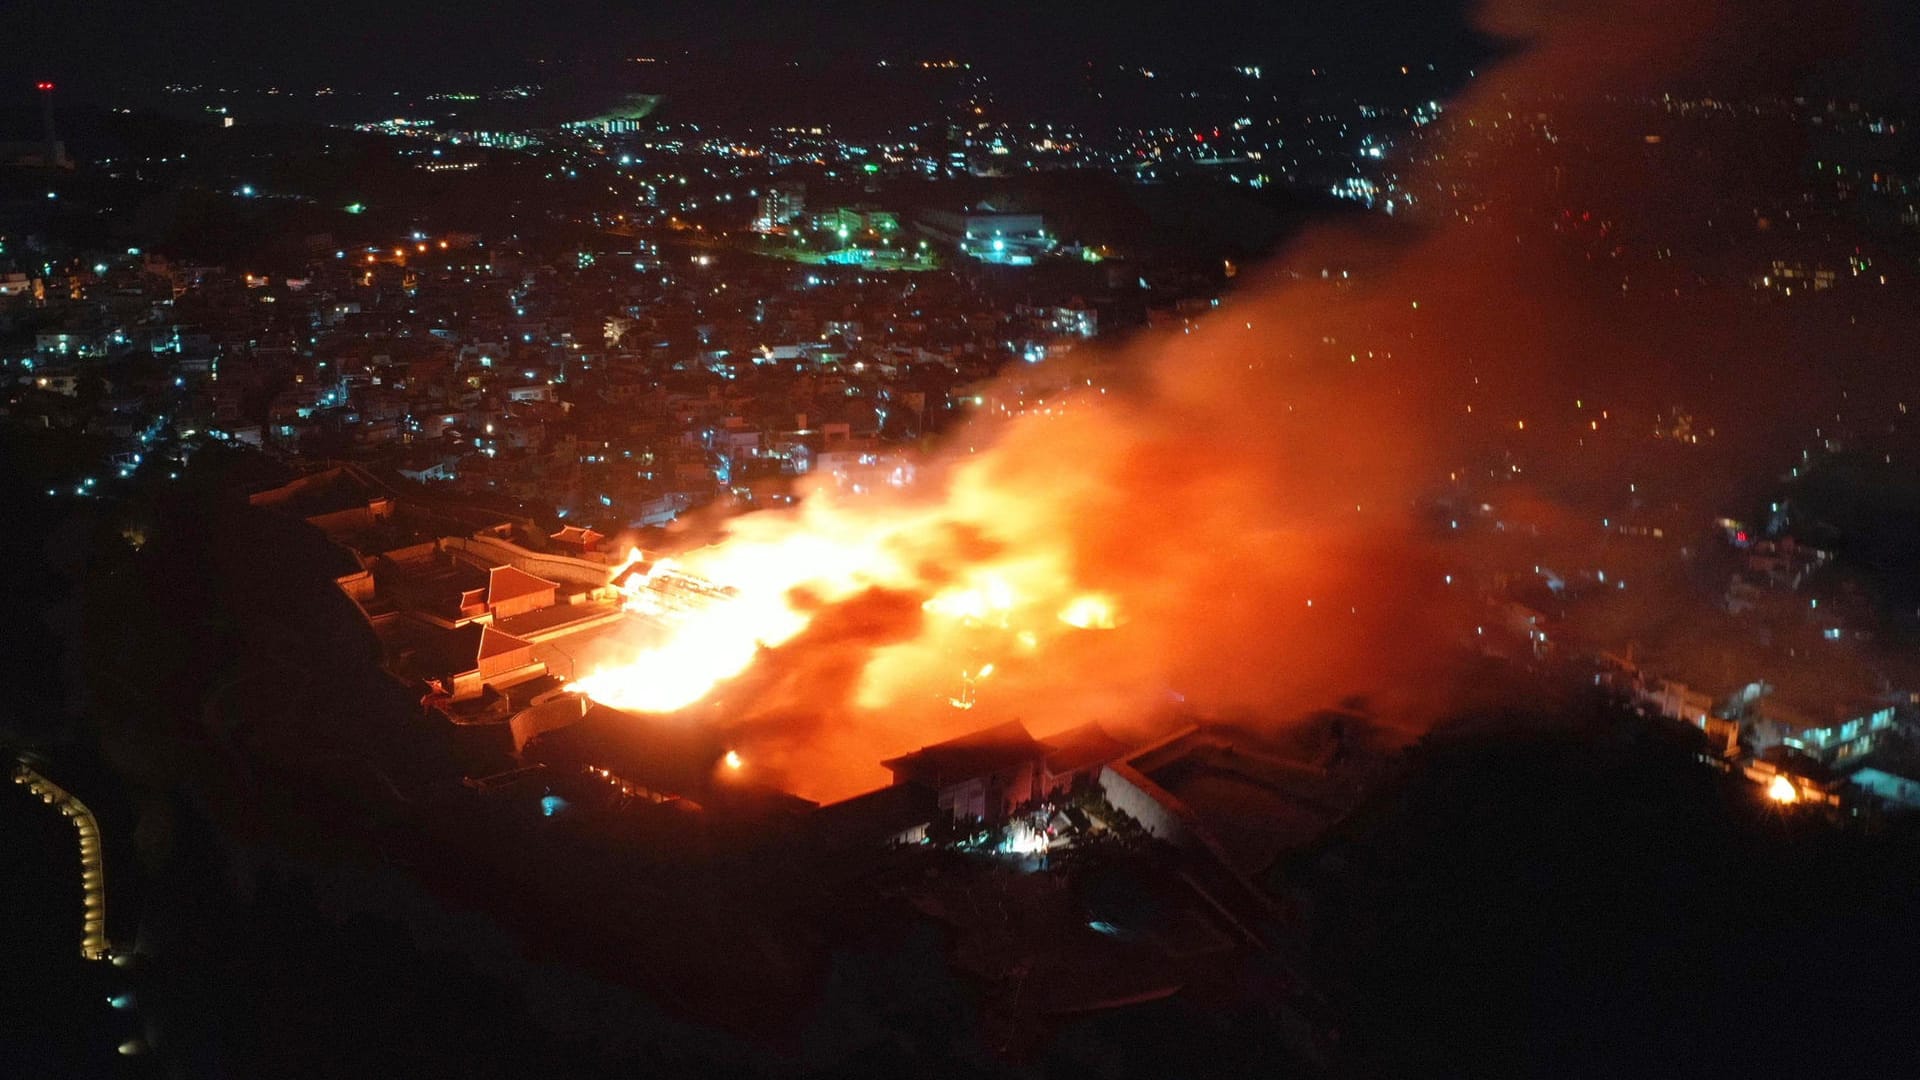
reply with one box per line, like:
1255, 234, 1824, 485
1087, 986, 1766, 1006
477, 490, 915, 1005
882, 720, 1046, 786
486, 564, 559, 606
550, 524, 607, 550
1041, 721, 1130, 774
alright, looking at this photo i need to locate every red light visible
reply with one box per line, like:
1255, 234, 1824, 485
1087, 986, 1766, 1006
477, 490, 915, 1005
36, 82, 55, 92
1736, 531, 1748, 543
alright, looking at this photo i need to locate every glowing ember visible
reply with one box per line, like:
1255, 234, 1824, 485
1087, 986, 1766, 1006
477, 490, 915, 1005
1766, 774, 1799, 804
923, 573, 1019, 625
1058, 594, 1118, 630
724, 750, 743, 770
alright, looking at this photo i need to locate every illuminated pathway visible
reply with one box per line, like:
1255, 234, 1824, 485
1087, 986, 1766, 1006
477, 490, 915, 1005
12, 762, 112, 960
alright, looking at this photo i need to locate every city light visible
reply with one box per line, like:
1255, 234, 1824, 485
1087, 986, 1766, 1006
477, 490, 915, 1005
10, 23, 1919, 1072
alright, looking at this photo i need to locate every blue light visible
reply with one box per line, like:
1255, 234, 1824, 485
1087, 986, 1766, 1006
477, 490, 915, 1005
540, 793, 568, 817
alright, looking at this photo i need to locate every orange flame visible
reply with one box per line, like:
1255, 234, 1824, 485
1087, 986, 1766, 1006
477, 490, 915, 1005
1766, 774, 1798, 804
569, 487, 1123, 722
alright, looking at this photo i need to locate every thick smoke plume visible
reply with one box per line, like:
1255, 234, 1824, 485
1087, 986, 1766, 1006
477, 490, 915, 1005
692, 297, 1471, 800
596, 0, 1886, 802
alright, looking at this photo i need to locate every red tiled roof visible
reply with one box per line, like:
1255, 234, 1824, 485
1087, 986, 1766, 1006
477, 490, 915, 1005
550, 525, 606, 548
476, 624, 535, 662
486, 565, 558, 606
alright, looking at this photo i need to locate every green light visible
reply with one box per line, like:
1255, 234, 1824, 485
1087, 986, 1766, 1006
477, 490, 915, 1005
344, 202, 366, 215
862, 163, 880, 174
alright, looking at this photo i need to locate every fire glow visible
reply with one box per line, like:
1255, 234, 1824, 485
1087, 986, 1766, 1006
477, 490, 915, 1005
568, 498, 1122, 720
548, 247, 1466, 802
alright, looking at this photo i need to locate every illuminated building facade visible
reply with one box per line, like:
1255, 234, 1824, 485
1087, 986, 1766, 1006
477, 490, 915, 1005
753, 182, 806, 233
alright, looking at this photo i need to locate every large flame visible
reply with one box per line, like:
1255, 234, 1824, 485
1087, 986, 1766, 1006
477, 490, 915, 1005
520, 0, 1858, 807
570, 480, 1122, 723
570, 548, 816, 714
555, 279, 1463, 802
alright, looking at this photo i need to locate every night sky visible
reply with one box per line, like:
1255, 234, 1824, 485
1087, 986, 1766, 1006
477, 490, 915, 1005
16, 0, 1494, 94
16, 1, 1487, 72
8, 0, 1918, 120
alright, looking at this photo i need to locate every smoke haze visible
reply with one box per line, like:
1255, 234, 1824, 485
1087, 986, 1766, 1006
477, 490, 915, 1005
593, 0, 1904, 802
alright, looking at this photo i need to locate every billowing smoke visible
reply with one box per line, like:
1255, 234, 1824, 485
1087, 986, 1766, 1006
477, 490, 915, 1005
587, 226, 1488, 801
586, 0, 1892, 802
687, 295, 1473, 800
